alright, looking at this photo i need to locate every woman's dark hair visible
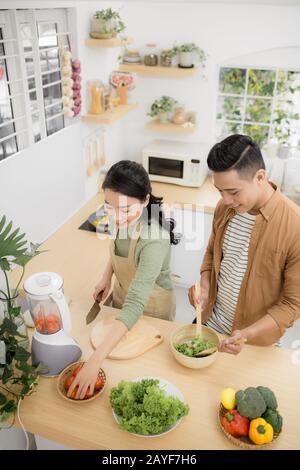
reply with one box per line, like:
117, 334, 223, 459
207, 134, 265, 180
102, 160, 180, 245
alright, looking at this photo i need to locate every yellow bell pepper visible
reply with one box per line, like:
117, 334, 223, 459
249, 418, 273, 445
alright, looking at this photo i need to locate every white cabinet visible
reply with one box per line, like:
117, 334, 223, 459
171, 208, 213, 288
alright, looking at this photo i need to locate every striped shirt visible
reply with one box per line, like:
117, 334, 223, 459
206, 212, 257, 335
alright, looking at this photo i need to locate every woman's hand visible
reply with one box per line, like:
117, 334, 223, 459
218, 330, 247, 355
93, 276, 111, 302
67, 354, 102, 400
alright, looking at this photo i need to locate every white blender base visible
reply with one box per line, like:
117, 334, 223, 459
32, 330, 82, 376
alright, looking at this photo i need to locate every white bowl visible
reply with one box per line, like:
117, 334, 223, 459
112, 376, 187, 437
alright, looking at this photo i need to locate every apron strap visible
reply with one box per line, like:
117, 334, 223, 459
110, 222, 142, 260
128, 222, 142, 260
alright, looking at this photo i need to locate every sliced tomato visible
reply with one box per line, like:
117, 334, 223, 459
45, 314, 61, 334
34, 316, 46, 333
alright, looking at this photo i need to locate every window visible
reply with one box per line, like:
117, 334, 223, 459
0, 8, 73, 162
0, 27, 19, 159
216, 66, 300, 148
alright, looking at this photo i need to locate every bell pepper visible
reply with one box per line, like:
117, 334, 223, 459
221, 409, 250, 437
249, 418, 273, 445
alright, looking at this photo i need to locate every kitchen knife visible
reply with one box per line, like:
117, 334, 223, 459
86, 291, 104, 325
86, 300, 101, 325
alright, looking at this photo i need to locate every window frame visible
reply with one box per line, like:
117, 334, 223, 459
216, 65, 300, 147
0, 8, 73, 163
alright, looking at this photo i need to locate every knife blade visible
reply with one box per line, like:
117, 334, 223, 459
86, 299, 101, 325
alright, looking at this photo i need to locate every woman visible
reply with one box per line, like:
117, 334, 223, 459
68, 160, 179, 399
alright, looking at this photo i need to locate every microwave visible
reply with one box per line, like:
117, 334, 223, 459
142, 139, 208, 187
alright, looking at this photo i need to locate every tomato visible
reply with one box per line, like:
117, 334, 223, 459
64, 374, 75, 391
72, 365, 82, 377
69, 386, 79, 400
94, 376, 103, 391
85, 389, 92, 399
46, 314, 61, 324
47, 323, 59, 334
35, 316, 46, 333
45, 314, 61, 334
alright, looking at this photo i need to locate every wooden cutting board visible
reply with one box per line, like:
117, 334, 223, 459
90, 310, 164, 359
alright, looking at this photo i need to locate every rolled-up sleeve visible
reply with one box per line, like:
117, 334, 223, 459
267, 237, 300, 334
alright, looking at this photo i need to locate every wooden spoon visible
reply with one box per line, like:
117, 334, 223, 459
100, 135, 107, 166
94, 138, 101, 171
86, 142, 94, 177
195, 282, 202, 337
185, 282, 218, 357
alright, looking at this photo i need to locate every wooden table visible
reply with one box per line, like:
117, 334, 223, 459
10, 183, 299, 450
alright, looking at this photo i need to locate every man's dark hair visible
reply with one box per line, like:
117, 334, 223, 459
207, 134, 265, 179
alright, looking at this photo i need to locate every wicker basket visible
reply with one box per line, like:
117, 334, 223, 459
219, 404, 281, 449
57, 361, 106, 403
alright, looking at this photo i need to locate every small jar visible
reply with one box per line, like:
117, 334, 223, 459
117, 84, 128, 105
173, 106, 186, 125
185, 111, 197, 125
160, 49, 173, 67
88, 80, 104, 114
144, 43, 158, 67
123, 49, 142, 64
102, 84, 111, 111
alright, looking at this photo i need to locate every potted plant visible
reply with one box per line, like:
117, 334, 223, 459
0, 215, 43, 423
90, 8, 126, 39
273, 107, 300, 159
148, 96, 178, 123
173, 43, 207, 68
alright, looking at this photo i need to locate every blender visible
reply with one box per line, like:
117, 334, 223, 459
24, 272, 82, 376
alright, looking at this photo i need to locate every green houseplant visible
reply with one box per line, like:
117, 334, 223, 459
273, 106, 300, 159
0, 215, 43, 424
90, 8, 126, 39
148, 96, 178, 123
173, 43, 207, 68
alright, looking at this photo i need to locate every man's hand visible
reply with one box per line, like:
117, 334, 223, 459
188, 270, 211, 309
188, 285, 209, 309
219, 330, 247, 355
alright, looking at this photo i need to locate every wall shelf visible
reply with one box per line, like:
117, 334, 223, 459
85, 37, 133, 48
119, 63, 198, 78
81, 104, 138, 125
145, 120, 197, 134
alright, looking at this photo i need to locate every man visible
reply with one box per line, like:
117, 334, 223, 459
189, 134, 300, 354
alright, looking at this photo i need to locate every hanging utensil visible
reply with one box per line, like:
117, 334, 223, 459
86, 141, 94, 177
94, 137, 101, 171
100, 134, 107, 166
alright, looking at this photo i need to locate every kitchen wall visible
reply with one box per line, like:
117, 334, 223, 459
119, 1, 300, 161
1, 0, 300, 244
0, 1, 125, 244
